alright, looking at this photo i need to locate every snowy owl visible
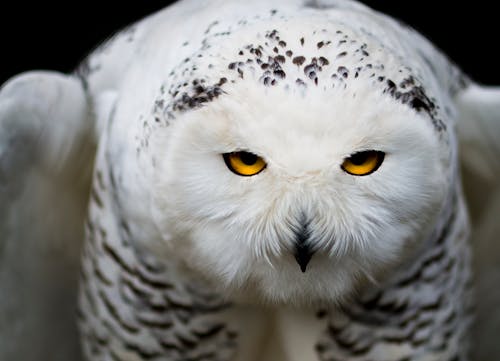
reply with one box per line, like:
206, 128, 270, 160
1, 1, 500, 361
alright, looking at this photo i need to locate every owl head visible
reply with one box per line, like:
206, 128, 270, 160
144, 16, 454, 305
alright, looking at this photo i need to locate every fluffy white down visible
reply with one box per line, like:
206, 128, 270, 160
150, 76, 448, 306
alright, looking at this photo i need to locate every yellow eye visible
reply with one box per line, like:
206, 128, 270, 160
341, 151, 385, 176
223, 151, 267, 176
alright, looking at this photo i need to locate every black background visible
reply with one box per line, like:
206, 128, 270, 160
0, 1, 497, 85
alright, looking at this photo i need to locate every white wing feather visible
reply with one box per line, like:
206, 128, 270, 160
1, 2, 499, 360
0, 71, 94, 361
456, 85, 500, 181
455, 84, 500, 361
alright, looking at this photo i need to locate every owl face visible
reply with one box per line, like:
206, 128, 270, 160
140, 18, 455, 305
150, 76, 449, 305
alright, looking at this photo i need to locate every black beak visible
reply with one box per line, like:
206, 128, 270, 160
294, 220, 315, 273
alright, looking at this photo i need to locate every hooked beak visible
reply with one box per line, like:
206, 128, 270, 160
293, 220, 315, 273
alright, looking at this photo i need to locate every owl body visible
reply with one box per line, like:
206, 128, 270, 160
3, 0, 498, 361
76, 1, 473, 360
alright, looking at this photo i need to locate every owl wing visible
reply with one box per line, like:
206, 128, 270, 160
0, 71, 95, 361
456, 85, 500, 183
455, 84, 500, 360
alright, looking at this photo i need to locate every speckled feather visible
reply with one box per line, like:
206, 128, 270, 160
77, 1, 472, 360
1, 1, 499, 361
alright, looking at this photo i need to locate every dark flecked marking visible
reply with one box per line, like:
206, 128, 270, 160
171, 83, 224, 113
152, 25, 448, 135
135, 314, 173, 330
192, 324, 226, 339
337, 66, 349, 78
275, 55, 286, 64
296, 78, 306, 87
94, 263, 113, 286
318, 56, 329, 66
383, 76, 443, 130
91, 187, 104, 208
99, 291, 140, 334
293, 56, 306, 66
124, 344, 162, 360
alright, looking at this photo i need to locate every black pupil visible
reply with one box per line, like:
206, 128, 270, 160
350, 152, 371, 165
239, 152, 258, 165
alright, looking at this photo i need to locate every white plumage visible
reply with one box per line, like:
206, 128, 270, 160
1, 1, 499, 360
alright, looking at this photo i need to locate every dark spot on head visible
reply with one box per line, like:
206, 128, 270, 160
293, 56, 306, 66
411, 97, 430, 111
300, 37, 305, 46
274, 69, 286, 79
317, 41, 324, 49
205, 20, 220, 35
318, 57, 329, 66
275, 55, 286, 64
337, 51, 347, 58
286, 50, 293, 57
400, 77, 416, 89
296, 78, 306, 86
382, 77, 442, 130
267, 29, 279, 40
304, 62, 320, 84
337, 66, 349, 78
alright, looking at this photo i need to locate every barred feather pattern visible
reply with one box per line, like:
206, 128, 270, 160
75, 1, 475, 360
316, 186, 474, 361
78, 158, 238, 361
78, 142, 473, 361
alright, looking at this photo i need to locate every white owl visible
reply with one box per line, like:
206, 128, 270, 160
1, 1, 500, 361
